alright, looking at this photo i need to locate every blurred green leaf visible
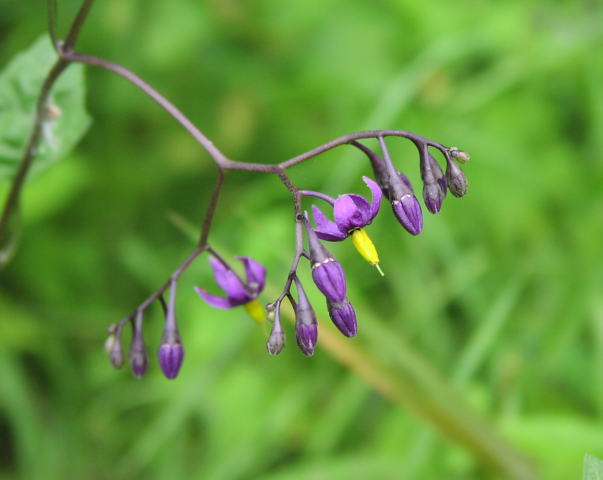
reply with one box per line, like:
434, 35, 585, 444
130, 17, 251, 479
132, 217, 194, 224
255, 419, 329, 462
584, 455, 603, 480
0, 35, 90, 182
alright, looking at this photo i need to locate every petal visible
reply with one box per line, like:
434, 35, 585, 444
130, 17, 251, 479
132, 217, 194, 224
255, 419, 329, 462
333, 194, 372, 231
362, 176, 382, 220
209, 257, 249, 303
311, 205, 347, 241
236, 256, 266, 294
194, 287, 239, 309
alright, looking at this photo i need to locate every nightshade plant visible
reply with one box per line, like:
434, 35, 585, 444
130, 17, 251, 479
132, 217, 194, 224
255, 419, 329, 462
0, 0, 470, 379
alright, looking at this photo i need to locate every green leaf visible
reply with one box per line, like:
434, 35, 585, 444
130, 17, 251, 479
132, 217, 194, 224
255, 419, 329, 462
0, 35, 90, 182
584, 455, 603, 480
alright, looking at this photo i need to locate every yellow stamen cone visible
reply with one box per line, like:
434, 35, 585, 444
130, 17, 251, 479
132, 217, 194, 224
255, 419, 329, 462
244, 299, 266, 324
351, 229, 384, 276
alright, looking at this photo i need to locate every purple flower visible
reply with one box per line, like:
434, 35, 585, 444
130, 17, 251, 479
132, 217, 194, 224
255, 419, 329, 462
311, 176, 382, 241
327, 298, 357, 337
194, 256, 266, 309
294, 278, 318, 356
304, 219, 347, 303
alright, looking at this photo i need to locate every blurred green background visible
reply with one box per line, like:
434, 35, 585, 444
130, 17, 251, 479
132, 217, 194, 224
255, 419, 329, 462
1, 0, 603, 479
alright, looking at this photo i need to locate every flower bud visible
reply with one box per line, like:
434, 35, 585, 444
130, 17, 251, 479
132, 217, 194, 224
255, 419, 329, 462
130, 312, 148, 378
305, 219, 346, 302
392, 194, 423, 235
158, 328, 184, 379
430, 153, 447, 197
311, 259, 346, 303
109, 336, 125, 369
374, 137, 423, 235
294, 279, 318, 356
419, 145, 446, 214
327, 298, 357, 337
423, 182, 444, 214
130, 345, 148, 378
266, 306, 285, 355
446, 158, 468, 197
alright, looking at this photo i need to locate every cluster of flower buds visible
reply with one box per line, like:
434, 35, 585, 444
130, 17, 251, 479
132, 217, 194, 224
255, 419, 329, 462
106, 136, 469, 373
106, 282, 185, 379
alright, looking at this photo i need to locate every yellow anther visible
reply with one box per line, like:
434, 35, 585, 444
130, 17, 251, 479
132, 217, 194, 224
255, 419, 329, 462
244, 299, 266, 324
351, 229, 384, 276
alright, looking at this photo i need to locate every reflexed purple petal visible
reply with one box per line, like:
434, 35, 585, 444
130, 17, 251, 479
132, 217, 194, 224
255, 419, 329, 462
334, 194, 372, 231
312, 259, 346, 303
392, 194, 423, 235
362, 176, 382, 220
194, 287, 240, 309
236, 256, 266, 293
158, 342, 184, 379
327, 299, 357, 337
295, 322, 317, 356
209, 257, 249, 303
312, 205, 347, 241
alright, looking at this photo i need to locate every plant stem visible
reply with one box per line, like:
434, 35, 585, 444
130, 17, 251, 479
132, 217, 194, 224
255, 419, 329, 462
0, 58, 69, 244
60, 51, 231, 167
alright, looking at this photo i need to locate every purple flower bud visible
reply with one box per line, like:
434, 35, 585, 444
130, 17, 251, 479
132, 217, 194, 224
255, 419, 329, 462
266, 306, 285, 355
294, 278, 318, 356
304, 219, 346, 302
371, 137, 423, 235
130, 312, 148, 379
312, 259, 346, 303
446, 157, 468, 197
327, 298, 357, 337
158, 331, 184, 380
392, 194, 423, 235
423, 183, 444, 214
430, 153, 447, 195
419, 145, 446, 214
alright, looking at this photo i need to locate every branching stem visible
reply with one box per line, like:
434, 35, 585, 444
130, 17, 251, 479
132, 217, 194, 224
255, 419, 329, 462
3, 0, 453, 346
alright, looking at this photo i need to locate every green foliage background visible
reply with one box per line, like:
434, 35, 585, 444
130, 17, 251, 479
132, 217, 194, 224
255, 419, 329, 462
1, 0, 603, 479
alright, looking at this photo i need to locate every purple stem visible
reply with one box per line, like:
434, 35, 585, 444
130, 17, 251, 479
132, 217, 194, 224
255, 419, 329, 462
300, 190, 336, 205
